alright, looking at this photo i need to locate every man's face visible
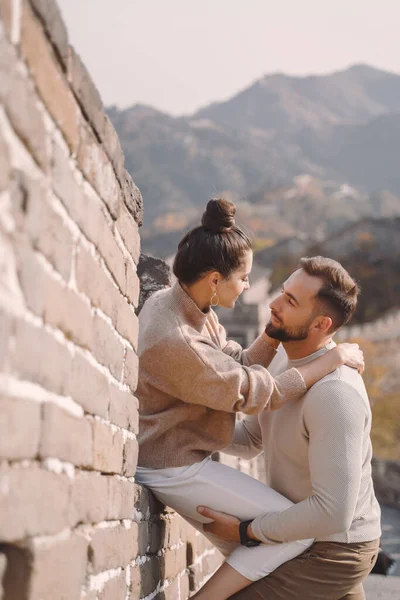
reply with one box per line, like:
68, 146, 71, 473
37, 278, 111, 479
266, 269, 323, 342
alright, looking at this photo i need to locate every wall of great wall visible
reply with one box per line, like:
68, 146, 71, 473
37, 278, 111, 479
0, 2, 266, 598
336, 310, 400, 343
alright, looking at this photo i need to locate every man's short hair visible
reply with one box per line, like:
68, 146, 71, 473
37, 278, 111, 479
299, 256, 360, 331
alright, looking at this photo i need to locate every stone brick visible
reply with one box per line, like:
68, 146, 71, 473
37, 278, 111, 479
0, 136, 10, 192
28, 533, 88, 600
52, 140, 92, 227
163, 578, 181, 600
75, 243, 138, 347
122, 437, 138, 477
20, 2, 79, 152
0, 0, 12, 40
129, 565, 141, 600
75, 244, 115, 315
0, 464, 70, 541
82, 593, 97, 600
0, 545, 30, 600
45, 286, 93, 349
138, 520, 166, 556
162, 545, 187, 580
116, 300, 139, 350
102, 114, 125, 184
179, 572, 190, 599
125, 261, 140, 308
29, 0, 69, 67
52, 142, 127, 286
130, 558, 160, 599
68, 46, 105, 139
18, 246, 94, 349
69, 472, 108, 526
124, 347, 139, 393
68, 352, 109, 417
164, 516, 183, 548
122, 171, 143, 226
92, 312, 124, 379
116, 202, 141, 265
107, 478, 135, 520
11, 318, 72, 396
0, 308, 14, 370
0, 552, 6, 600
0, 36, 48, 170
97, 225, 127, 296
89, 524, 138, 573
77, 124, 120, 218
92, 420, 123, 474
134, 483, 164, 519
40, 403, 93, 466
109, 386, 138, 432
0, 395, 41, 460
98, 571, 127, 600
12, 173, 74, 281
16, 173, 73, 276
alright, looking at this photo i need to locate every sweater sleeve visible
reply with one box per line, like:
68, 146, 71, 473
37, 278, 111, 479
221, 415, 264, 459
215, 311, 278, 369
145, 328, 306, 415
251, 380, 366, 543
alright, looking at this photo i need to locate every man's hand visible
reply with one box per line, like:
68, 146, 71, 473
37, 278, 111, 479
197, 506, 241, 542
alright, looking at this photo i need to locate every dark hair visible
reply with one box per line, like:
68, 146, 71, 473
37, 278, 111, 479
173, 198, 252, 285
299, 256, 360, 331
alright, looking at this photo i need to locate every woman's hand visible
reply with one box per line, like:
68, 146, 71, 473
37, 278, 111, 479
336, 343, 365, 374
297, 342, 365, 390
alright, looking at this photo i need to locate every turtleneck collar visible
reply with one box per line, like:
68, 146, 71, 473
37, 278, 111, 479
286, 340, 336, 368
170, 281, 209, 333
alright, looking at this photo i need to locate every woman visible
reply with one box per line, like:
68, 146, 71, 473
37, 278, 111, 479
136, 198, 364, 599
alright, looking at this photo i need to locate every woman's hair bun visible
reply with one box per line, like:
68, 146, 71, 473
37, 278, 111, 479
201, 198, 236, 234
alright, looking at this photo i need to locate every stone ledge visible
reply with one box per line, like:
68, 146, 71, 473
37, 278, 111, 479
68, 45, 105, 141
26, 0, 142, 227
29, 0, 69, 67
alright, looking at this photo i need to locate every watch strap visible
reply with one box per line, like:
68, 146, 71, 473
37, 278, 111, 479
239, 519, 261, 547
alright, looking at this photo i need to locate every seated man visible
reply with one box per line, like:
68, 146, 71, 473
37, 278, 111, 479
198, 256, 381, 600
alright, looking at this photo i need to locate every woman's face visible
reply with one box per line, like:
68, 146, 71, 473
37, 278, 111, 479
217, 250, 253, 309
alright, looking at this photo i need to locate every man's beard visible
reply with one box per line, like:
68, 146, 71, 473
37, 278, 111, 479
265, 316, 312, 342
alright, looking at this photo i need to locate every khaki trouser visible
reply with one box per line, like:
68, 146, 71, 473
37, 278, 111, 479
229, 539, 380, 600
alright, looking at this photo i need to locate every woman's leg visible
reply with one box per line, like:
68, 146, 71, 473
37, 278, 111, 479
136, 459, 312, 599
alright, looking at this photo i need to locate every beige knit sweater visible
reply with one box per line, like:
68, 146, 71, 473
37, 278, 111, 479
137, 282, 306, 469
226, 344, 381, 544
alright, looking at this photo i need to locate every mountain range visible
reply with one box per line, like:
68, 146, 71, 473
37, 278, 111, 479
107, 64, 400, 256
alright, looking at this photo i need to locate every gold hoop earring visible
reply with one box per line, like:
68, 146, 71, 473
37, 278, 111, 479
210, 290, 219, 307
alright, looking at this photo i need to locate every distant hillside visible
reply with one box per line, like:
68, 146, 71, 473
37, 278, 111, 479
261, 217, 400, 324
296, 112, 400, 193
195, 64, 400, 133
107, 64, 400, 253
140, 175, 400, 259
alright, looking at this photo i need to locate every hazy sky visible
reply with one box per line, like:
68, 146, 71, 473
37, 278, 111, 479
58, 0, 399, 116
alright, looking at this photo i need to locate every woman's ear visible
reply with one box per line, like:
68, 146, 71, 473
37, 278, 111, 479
208, 271, 220, 289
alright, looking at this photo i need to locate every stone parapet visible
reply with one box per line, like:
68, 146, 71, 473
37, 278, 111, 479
0, 2, 265, 597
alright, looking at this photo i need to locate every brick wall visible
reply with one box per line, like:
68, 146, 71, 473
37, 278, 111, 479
0, 2, 265, 599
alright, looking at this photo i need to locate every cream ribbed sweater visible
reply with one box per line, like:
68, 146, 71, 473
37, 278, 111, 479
137, 282, 307, 469
228, 344, 381, 544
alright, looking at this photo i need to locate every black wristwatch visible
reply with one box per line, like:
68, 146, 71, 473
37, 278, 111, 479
239, 519, 261, 547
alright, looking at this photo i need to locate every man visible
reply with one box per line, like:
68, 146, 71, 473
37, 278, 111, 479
198, 256, 381, 599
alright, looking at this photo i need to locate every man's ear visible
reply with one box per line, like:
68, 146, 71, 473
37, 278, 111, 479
313, 315, 333, 335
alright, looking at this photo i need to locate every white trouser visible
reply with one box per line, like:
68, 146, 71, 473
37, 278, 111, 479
136, 457, 313, 581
